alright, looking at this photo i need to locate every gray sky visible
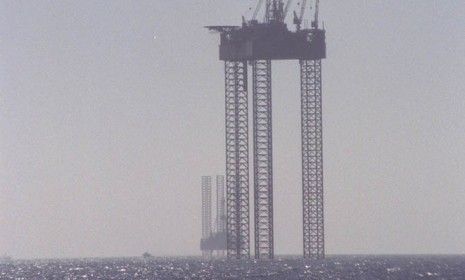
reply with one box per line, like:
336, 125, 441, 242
1, 0, 465, 259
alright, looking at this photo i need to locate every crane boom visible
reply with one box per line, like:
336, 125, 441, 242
253, 0, 265, 20
292, 0, 306, 30
299, 0, 307, 22
312, 0, 320, 28
283, 0, 293, 20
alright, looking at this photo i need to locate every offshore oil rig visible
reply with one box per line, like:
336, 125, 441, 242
200, 176, 227, 257
203, 0, 326, 260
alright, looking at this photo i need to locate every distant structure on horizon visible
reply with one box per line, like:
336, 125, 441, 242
200, 175, 227, 258
0, 255, 12, 264
206, 0, 326, 260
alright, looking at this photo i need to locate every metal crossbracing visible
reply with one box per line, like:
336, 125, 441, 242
252, 60, 274, 259
300, 59, 325, 260
225, 61, 250, 259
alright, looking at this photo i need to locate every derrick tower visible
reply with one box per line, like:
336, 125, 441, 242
207, 0, 326, 260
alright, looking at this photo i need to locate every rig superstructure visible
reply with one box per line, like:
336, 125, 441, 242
206, 0, 326, 260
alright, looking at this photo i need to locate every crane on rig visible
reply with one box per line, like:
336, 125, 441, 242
207, 0, 325, 61
250, 0, 319, 30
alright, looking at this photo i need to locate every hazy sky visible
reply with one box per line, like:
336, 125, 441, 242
1, 0, 465, 259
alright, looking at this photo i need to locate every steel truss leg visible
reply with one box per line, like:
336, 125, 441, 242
252, 60, 274, 259
225, 61, 250, 259
300, 60, 325, 260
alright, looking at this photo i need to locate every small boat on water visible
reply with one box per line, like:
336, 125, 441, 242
142, 252, 154, 259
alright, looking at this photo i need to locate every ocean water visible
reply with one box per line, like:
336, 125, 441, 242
1, 255, 464, 279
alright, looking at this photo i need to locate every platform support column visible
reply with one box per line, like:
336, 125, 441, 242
300, 60, 325, 260
225, 61, 250, 259
252, 60, 274, 259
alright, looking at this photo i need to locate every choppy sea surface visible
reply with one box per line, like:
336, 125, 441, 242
1, 255, 465, 279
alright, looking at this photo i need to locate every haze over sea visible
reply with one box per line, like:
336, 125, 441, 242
2, 3, 465, 280
2, 255, 465, 279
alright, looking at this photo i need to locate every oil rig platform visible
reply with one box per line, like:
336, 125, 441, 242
205, 0, 326, 260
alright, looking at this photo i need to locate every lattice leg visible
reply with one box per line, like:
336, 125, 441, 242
301, 60, 325, 260
252, 60, 274, 259
225, 61, 250, 259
